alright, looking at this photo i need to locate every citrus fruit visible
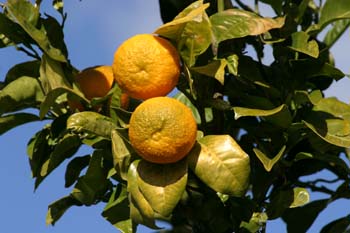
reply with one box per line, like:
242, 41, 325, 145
128, 97, 197, 164
75, 65, 114, 100
112, 34, 181, 100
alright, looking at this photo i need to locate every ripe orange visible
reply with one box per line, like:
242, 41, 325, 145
75, 65, 114, 100
112, 34, 181, 100
128, 97, 197, 164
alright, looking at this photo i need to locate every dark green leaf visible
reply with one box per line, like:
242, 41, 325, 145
67, 111, 117, 139
46, 195, 82, 225
42, 15, 68, 58
111, 129, 137, 181
64, 155, 90, 188
7, 0, 67, 62
102, 184, 134, 233
72, 150, 110, 205
5, 60, 41, 84
0, 113, 39, 135
320, 215, 350, 233
0, 76, 44, 115
210, 9, 285, 45
282, 199, 328, 233
158, 0, 195, 23
188, 135, 250, 196
52, 0, 64, 14
289, 31, 319, 58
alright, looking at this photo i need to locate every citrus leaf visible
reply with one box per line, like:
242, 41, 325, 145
52, 0, 64, 14
323, 19, 350, 48
127, 160, 159, 229
0, 76, 44, 115
253, 146, 286, 172
290, 187, 310, 208
191, 59, 227, 84
7, 0, 67, 62
5, 60, 40, 83
67, 111, 117, 139
0, 113, 39, 135
136, 159, 188, 217
102, 184, 135, 233
320, 214, 350, 233
241, 212, 268, 233
319, 0, 350, 30
155, 0, 211, 67
188, 135, 250, 196
72, 150, 110, 205
233, 104, 286, 120
210, 9, 285, 45
46, 195, 82, 226
304, 98, 350, 147
64, 155, 90, 188
289, 31, 319, 58
111, 129, 137, 180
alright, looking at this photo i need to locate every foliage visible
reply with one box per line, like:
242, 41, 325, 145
1, 0, 350, 232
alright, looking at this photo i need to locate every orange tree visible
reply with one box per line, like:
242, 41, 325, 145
1, 0, 350, 232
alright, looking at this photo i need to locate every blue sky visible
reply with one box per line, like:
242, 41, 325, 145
0, 1, 349, 233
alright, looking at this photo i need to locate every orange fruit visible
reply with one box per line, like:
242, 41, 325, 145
128, 97, 197, 164
112, 34, 181, 100
75, 65, 114, 100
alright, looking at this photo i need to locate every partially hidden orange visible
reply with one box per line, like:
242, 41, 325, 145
128, 97, 197, 164
112, 34, 180, 100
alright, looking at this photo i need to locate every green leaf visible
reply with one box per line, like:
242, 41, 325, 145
188, 135, 250, 196
64, 155, 90, 188
46, 195, 82, 226
282, 199, 328, 233
155, 1, 212, 67
191, 59, 227, 85
320, 215, 350, 233
253, 146, 286, 172
72, 150, 110, 205
289, 31, 319, 58
233, 104, 286, 120
210, 9, 285, 45
290, 187, 310, 208
102, 184, 134, 233
0, 113, 39, 135
52, 0, 64, 14
240, 212, 268, 233
111, 129, 137, 181
7, 0, 67, 62
304, 97, 350, 147
0, 76, 44, 115
127, 160, 158, 229
323, 19, 350, 48
135, 159, 188, 217
5, 60, 40, 83
67, 111, 117, 139
319, 0, 350, 30
42, 15, 68, 57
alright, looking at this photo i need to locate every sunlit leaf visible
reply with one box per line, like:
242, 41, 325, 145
7, 0, 67, 62
52, 0, 64, 14
191, 59, 227, 84
253, 146, 286, 172
67, 111, 117, 139
210, 9, 285, 45
0, 113, 39, 135
319, 0, 350, 30
289, 31, 319, 58
127, 160, 159, 229
240, 212, 268, 233
233, 104, 286, 120
136, 159, 187, 217
290, 187, 310, 208
46, 195, 82, 226
323, 19, 350, 48
188, 135, 250, 196
0, 76, 44, 115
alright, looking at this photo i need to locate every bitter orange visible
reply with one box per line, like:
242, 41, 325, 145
112, 34, 180, 100
128, 97, 197, 164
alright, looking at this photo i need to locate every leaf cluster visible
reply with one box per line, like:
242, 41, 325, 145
1, 0, 350, 232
